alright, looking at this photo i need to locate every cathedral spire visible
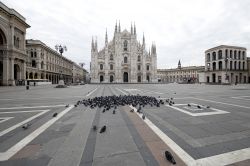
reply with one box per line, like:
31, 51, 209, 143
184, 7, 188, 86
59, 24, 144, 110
178, 60, 181, 69
95, 37, 98, 51
131, 23, 133, 35
118, 20, 121, 33
134, 22, 136, 35
91, 36, 94, 51
115, 21, 117, 33
142, 33, 145, 46
105, 28, 108, 46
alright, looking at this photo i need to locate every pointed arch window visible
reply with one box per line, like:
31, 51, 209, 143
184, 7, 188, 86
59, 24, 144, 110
138, 55, 141, 62
124, 56, 127, 63
123, 40, 128, 51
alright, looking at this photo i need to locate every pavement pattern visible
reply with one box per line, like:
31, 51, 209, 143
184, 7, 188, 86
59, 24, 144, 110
0, 83, 250, 166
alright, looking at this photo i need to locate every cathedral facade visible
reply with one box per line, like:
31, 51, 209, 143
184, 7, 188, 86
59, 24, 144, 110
90, 22, 157, 83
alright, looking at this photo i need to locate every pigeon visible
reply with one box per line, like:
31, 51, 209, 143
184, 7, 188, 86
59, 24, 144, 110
93, 125, 97, 131
65, 104, 69, 108
99, 125, 106, 133
197, 105, 201, 109
22, 123, 31, 130
169, 103, 172, 106
52, 113, 58, 117
74, 104, 77, 107
187, 104, 191, 107
165, 151, 176, 165
102, 109, 106, 113
206, 106, 210, 108
130, 109, 134, 112
142, 114, 145, 120
113, 110, 116, 114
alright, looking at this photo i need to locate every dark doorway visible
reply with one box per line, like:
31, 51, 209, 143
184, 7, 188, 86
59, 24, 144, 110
100, 75, 104, 82
14, 64, 20, 80
146, 75, 150, 82
212, 73, 216, 83
110, 75, 113, 83
137, 75, 141, 83
206, 76, 210, 83
123, 72, 128, 82
236, 76, 238, 83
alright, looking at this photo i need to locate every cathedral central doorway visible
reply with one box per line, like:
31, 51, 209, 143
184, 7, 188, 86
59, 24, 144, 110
137, 75, 141, 83
123, 72, 128, 83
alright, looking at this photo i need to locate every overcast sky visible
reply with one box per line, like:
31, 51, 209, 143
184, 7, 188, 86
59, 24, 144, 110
2, 0, 250, 70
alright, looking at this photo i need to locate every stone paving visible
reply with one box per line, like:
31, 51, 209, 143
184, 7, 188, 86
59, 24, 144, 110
0, 84, 250, 166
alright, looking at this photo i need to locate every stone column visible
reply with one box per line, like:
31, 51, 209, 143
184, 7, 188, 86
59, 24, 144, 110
22, 61, 26, 80
9, 58, 15, 85
2, 56, 9, 86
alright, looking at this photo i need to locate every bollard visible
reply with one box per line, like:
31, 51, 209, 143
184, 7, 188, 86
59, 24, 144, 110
26, 85, 29, 90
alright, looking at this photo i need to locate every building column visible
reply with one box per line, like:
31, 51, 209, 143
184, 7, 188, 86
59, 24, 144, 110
22, 61, 26, 80
9, 58, 15, 85
2, 57, 9, 86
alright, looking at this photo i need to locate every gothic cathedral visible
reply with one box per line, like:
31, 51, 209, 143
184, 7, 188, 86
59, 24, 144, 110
90, 22, 157, 83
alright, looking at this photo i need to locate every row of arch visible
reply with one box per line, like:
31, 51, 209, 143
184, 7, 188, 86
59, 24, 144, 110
208, 61, 246, 71
207, 49, 246, 61
99, 72, 151, 83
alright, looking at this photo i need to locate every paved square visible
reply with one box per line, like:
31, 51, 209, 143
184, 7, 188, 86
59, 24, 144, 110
0, 84, 249, 166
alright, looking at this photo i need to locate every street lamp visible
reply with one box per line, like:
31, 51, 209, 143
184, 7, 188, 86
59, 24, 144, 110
55, 44, 67, 86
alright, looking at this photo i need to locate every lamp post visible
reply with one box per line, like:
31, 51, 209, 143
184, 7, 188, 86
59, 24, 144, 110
55, 44, 67, 86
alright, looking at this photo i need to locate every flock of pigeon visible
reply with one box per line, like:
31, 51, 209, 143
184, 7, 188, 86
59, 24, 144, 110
21, 94, 212, 165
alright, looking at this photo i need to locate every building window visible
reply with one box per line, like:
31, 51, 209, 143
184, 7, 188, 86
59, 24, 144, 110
34, 51, 37, 58
234, 61, 237, 69
238, 51, 241, 60
230, 61, 232, 70
123, 40, 128, 51
234, 50, 237, 59
218, 50, 222, 59
238, 61, 241, 70
100, 64, 103, 70
32, 60, 36, 68
212, 62, 216, 70
41, 61, 44, 69
225, 49, 228, 58
138, 65, 141, 71
242, 51, 245, 60
31, 51, 33, 57
218, 61, 222, 70
110, 64, 113, 70
124, 56, 127, 63
138, 56, 141, 62
147, 65, 149, 71
207, 53, 210, 61
212, 52, 216, 60
230, 50, 232, 58
243, 62, 245, 70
